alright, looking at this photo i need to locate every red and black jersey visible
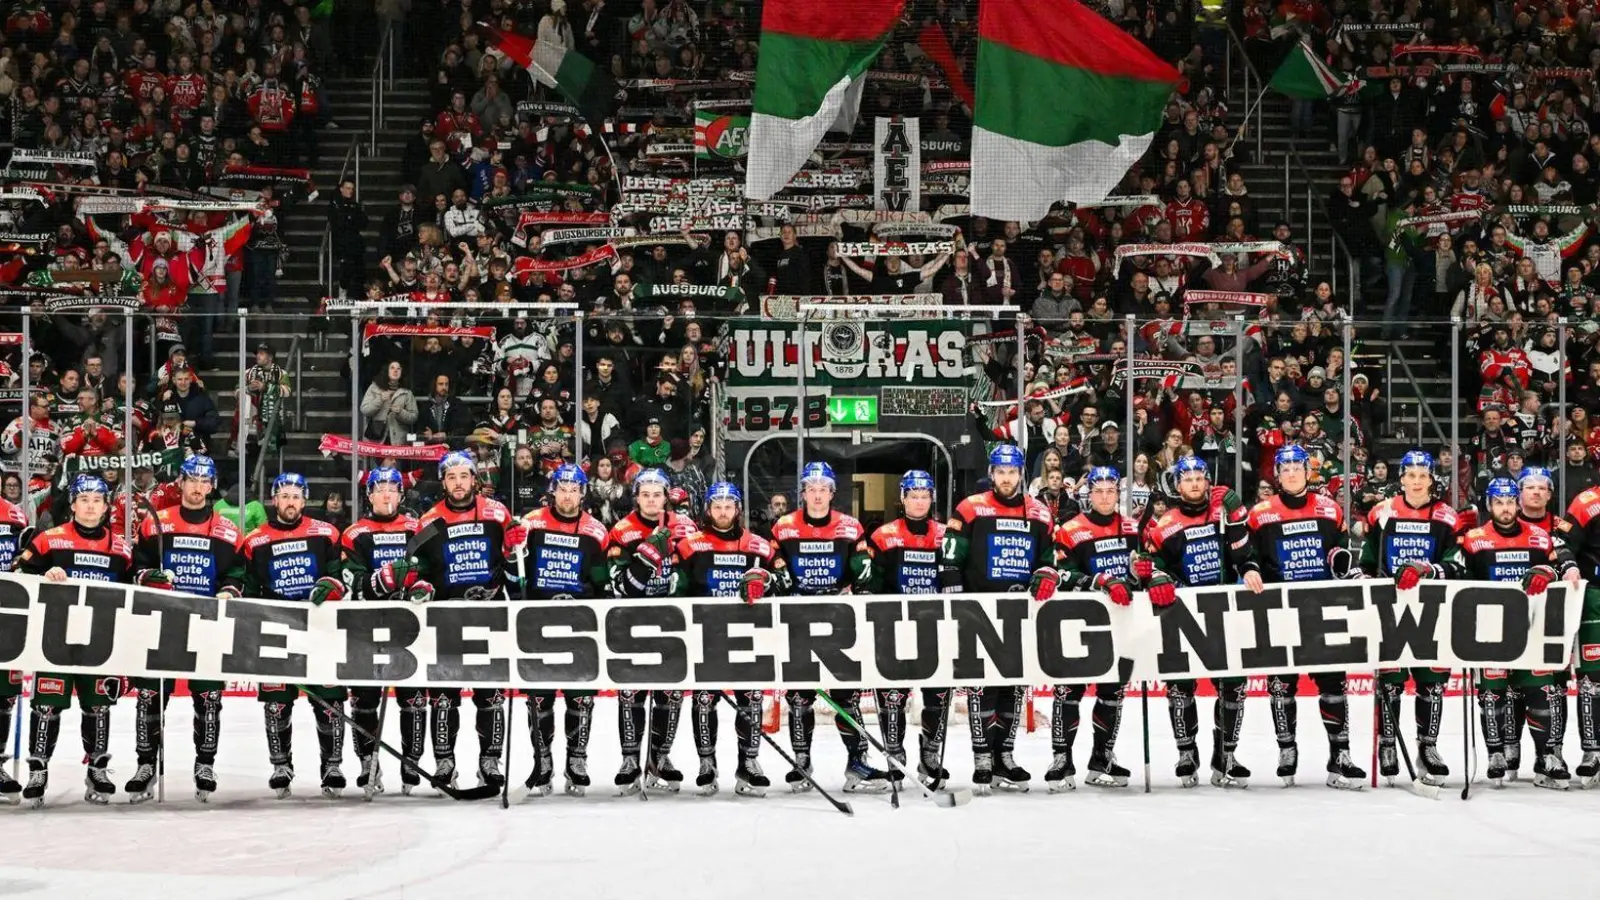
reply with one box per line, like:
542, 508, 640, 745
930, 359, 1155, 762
864, 517, 946, 594
1053, 509, 1138, 586
1142, 487, 1250, 588
416, 495, 515, 601
608, 509, 696, 598
0, 496, 27, 571
135, 504, 245, 596
1363, 495, 1459, 576
771, 509, 866, 595
521, 506, 610, 599
1447, 519, 1570, 583
1165, 198, 1210, 241
340, 512, 419, 599
18, 520, 134, 582
1558, 486, 1600, 579
676, 525, 781, 598
942, 491, 1054, 591
1520, 508, 1559, 535
165, 73, 207, 110
241, 515, 341, 601
1243, 491, 1345, 583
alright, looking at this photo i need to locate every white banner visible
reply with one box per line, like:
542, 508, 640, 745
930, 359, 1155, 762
0, 574, 1580, 690
875, 117, 921, 213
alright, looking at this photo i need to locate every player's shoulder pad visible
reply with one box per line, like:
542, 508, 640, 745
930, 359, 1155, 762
1311, 494, 1342, 517
1023, 497, 1053, 524
608, 516, 645, 544
954, 495, 983, 522
1528, 524, 1554, 549
1462, 526, 1493, 551
111, 534, 133, 558
0, 499, 26, 526
342, 520, 371, 546
745, 533, 774, 559
213, 514, 243, 541
304, 518, 340, 539
836, 514, 865, 539
481, 498, 512, 523
578, 514, 609, 542
770, 511, 800, 540
1055, 517, 1086, 546
1432, 503, 1460, 527
677, 530, 711, 555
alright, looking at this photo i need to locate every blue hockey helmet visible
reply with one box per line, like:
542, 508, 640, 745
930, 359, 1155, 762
1173, 455, 1210, 479
180, 454, 217, 482
272, 472, 308, 496
989, 444, 1025, 470
1484, 477, 1520, 501
705, 482, 742, 505
438, 450, 476, 478
1085, 466, 1120, 487
1519, 466, 1553, 490
900, 469, 935, 497
365, 466, 404, 494
1398, 450, 1434, 472
550, 463, 588, 489
633, 468, 671, 495
1274, 444, 1311, 471
70, 474, 109, 499
800, 461, 837, 490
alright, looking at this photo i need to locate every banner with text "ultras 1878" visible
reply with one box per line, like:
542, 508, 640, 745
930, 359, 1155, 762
0, 574, 1581, 689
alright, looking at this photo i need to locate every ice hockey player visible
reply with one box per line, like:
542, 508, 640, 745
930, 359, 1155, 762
240, 472, 344, 798
770, 462, 885, 792
516, 463, 611, 798
1554, 474, 1600, 786
1047, 466, 1137, 791
859, 470, 943, 786
1139, 455, 1252, 787
126, 454, 245, 802
13, 474, 133, 807
939, 444, 1057, 794
374, 451, 522, 794
1506, 466, 1558, 780
1244, 445, 1367, 789
673, 481, 789, 797
608, 468, 696, 794
338, 467, 420, 800
1447, 477, 1580, 788
0, 490, 31, 803
1361, 450, 1458, 788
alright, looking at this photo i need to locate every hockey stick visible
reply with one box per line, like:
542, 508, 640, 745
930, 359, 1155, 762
300, 687, 500, 800
720, 691, 852, 816
133, 493, 168, 804
1461, 670, 1477, 800
1140, 682, 1151, 793
1376, 679, 1438, 799
816, 689, 971, 808
363, 690, 388, 801
503, 542, 528, 809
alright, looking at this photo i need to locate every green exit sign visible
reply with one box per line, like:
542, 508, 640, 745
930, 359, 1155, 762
827, 395, 878, 426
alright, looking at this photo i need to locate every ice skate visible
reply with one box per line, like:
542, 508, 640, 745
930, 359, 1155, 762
477, 756, 504, 791
734, 758, 769, 797
1275, 745, 1298, 787
1044, 751, 1076, 792
269, 764, 295, 800
1487, 751, 1508, 787
784, 751, 814, 793
1086, 752, 1130, 788
0, 763, 19, 805
124, 763, 156, 804
1325, 750, 1366, 791
696, 757, 719, 796
194, 763, 217, 802
1533, 752, 1570, 791
994, 752, 1030, 792
399, 758, 422, 796
1175, 748, 1200, 788
433, 758, 458, 795
917, 742, 949, 791
1505, 744, 1521, 782
523, 750, 554, 800
320, 762, 346, 799
358, 757, 383, 801
971, 752, 994, 796
615, 756, 643, 796
644, 753, 682, 792
84, 755, 115, 804
564, 755, 590, 797
1576, 751, 1600, 789
23, 759, 47, 808
843, 755, 891, 793
1378, 743, 1399, 785
1210, 749, 1250, 789
1418, 744, 1449, 787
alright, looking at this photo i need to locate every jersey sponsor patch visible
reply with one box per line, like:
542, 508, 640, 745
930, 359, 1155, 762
372, 532, 408, 545
166, 546, 219, 595
1180, 533, 1222, 586
1184, 525, 1217, 540
171, 535, 210, 550
533, 542, 584, 593
983, 530, 1038, 585
1583, 644, 1600, 663
1382, 532, 1437, 574
1488, 552, 1531, 584
443, 535, 493, 587
271, 539, 308, 555
1280, 520, 1319, 536
76, 552, 111, 569
267, 546, 319, 600
791, 543, 844, 594
712, 553, 747, 567
706, 562, 745, 597
1275, 533, 1328, 582
447, 522, 485, 539
994, 517, 1029, 533
1392, 520, 1431, 534
903, 550, 937, 564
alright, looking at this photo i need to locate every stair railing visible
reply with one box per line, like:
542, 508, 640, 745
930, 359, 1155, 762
369, 23, 395, 157
317, 137, 361, 301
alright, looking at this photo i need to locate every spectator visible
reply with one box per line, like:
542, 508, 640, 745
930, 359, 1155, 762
418, 373, 472, 445
629, 419, 672, 467
161, 366, 218, 446
361, 361, 420, 445
329, 178, 369, 298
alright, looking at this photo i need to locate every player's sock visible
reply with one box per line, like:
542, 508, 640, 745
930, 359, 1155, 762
785, 689, 815, 758
875, 688, 908, 763
1215, 680, 1245, 753
1167, 683, 1199, 751
1090, 683, 1126, 761
1268, 675, 1297, 748
264, 701, 293, 768
648, 690, 682, 759
618, 690, 646, 760
476, 690, 506, 763
691, 690, 718, 760
351, 693, 381, 763
29, 705, 60, 763
1415, 681, 1444, 747
565, 694, 594, 759
431, 693, 460, 762
194, 690, 222, 766
132, 686, 162, 766
1051, 684, 1081, 757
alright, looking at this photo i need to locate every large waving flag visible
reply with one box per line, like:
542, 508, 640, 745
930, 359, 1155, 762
970, 0, 1180, 221
477, 24, 618, 126
744, 0, 906, 201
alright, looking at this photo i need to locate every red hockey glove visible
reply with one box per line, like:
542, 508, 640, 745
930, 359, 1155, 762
1130, 552, 1154, 582
136, 568, 175, 590
405, 580, 435, 604
1028, 566, 1060, 602
502, 522, 530, 557
375, 557, 421, 595
1093, 572, 1133, 606
1394, 560, 1437, 591
309, 576, 346, 606
740, 568, 771, 604
1147, 572, 1177, 608
1523, 565, 1557, 596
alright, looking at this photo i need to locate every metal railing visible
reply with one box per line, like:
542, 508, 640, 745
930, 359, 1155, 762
369, 23, 396, 156
317, 136, 362, 299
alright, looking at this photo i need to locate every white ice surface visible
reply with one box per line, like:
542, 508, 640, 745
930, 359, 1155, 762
3, 695, 1600, 900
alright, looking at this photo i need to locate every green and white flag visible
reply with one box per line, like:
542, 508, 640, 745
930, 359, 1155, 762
1270, 41, 1360, 99
695, 110, 751, 160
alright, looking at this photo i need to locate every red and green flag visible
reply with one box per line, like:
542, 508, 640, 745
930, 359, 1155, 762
477, 23, 618, 126
1269, 41, 1359, 99
970, 0, 1180, 221
744, 0, 905, 201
